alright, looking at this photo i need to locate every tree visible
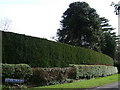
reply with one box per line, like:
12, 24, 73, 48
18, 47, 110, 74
100, 17, 117, 59
115, 35, 120, 61
0, 18, 12, 31
102, 33, 116, 58
57, 2, 102, 52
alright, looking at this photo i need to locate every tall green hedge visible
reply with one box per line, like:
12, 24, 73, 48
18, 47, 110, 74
2, 31, 114, 67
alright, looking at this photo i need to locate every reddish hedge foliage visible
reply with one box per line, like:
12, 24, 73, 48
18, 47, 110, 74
31, 67, 76, 86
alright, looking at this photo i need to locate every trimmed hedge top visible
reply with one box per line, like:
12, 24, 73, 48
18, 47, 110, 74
2, 31, 114, 67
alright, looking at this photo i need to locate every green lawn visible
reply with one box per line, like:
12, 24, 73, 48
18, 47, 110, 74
31, 74, 120, 89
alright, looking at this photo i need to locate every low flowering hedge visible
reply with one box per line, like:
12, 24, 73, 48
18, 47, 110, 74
69, 64, 118, 79
2, 64, 118, 87
30, 65, 118, 86
2, 64, 33, 83
31, 67, 76, 86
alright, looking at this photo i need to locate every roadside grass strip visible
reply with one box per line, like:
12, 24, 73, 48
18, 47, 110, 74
31, 74, 120, 89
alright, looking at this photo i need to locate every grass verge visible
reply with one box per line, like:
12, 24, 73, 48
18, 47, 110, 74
31, 74, 120, 89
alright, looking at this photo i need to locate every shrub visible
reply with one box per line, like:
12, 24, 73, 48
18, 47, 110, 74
31, 67, 75, 86
70, 65, 118, 79
30, 65, 118, 86
67, 67, 76, 79
2, 31, 114, 67
31, 68, 50, 86
2, 64, 33, 83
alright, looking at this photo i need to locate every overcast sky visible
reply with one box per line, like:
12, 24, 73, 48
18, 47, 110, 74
0, 0, 119, 40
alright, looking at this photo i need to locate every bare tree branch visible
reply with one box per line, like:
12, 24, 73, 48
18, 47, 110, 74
0, 18, 12, 31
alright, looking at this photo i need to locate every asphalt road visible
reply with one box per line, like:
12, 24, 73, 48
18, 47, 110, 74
88, 82, 120, 90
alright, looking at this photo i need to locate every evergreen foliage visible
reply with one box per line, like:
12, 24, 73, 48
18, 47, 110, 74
2, 31, 114, 67
56, 1, 117, 58
57, 1, 102, 52
100, 17, 117, 59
